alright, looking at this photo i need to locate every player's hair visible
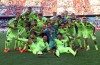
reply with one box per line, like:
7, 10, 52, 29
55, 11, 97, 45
53, 12, 56, 13
34, 19, 37, 22
58, 23, 64, 27
25, 23, 31, 27
39, 33, 46, 37
30, 30, 37, 36
82, 17, 88, 20
38, 13, 43, 16
28, 7, 32, 10
16, 12, 20, 15
14, 20, 18, 26
57, 15, 62, 18
47, 22, 51, 25
42, 33, 49, 43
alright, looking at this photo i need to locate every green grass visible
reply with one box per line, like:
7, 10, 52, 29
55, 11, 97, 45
0, 31, 100, 65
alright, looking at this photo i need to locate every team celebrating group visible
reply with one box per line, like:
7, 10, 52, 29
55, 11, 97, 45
2, 7, 98, 57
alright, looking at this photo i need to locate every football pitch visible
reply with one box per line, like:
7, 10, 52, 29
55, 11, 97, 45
0, 31, 100, 65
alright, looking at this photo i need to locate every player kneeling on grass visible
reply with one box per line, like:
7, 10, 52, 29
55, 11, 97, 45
4, 20, 19, 53
83, 20, 98, 51
54, 33, 77, 57
29, 34, 51, 55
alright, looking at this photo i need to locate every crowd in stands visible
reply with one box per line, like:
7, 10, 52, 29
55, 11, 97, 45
0, 4, 41, 16
0, 5, 23, 16
0, 19, 9, 26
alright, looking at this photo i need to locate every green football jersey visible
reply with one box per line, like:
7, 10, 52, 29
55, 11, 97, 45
67, 23, 76, 36
30, 42, 38, 50
85, 22, 94, 32
18, 28, 30, 38
57, 28, 65, 34
18, 19, 26, 28
75, 21, 85, 31
37, 39, 50, 51
54, 39, 65, 47
22, 12, 35, 22
7, 18, 19, 35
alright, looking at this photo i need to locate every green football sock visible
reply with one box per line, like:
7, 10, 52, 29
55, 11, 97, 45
5, 40, 11, 50
18, 41, 21, 47
70, 40, 74, 48
95, 45, 98, 50
37, 51, 43, 55
68, 47, 76, 56
18, 38, 28, 42
55, 50, 60, 57
28, 49, 32, 52
84, 40, 86, 48
32, 50, 37, 54
86, 45, 90, 51
14, 40, 18, 48
23, 44, 27, 50
5, 41, 8, 49
77, 39, 82, 47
